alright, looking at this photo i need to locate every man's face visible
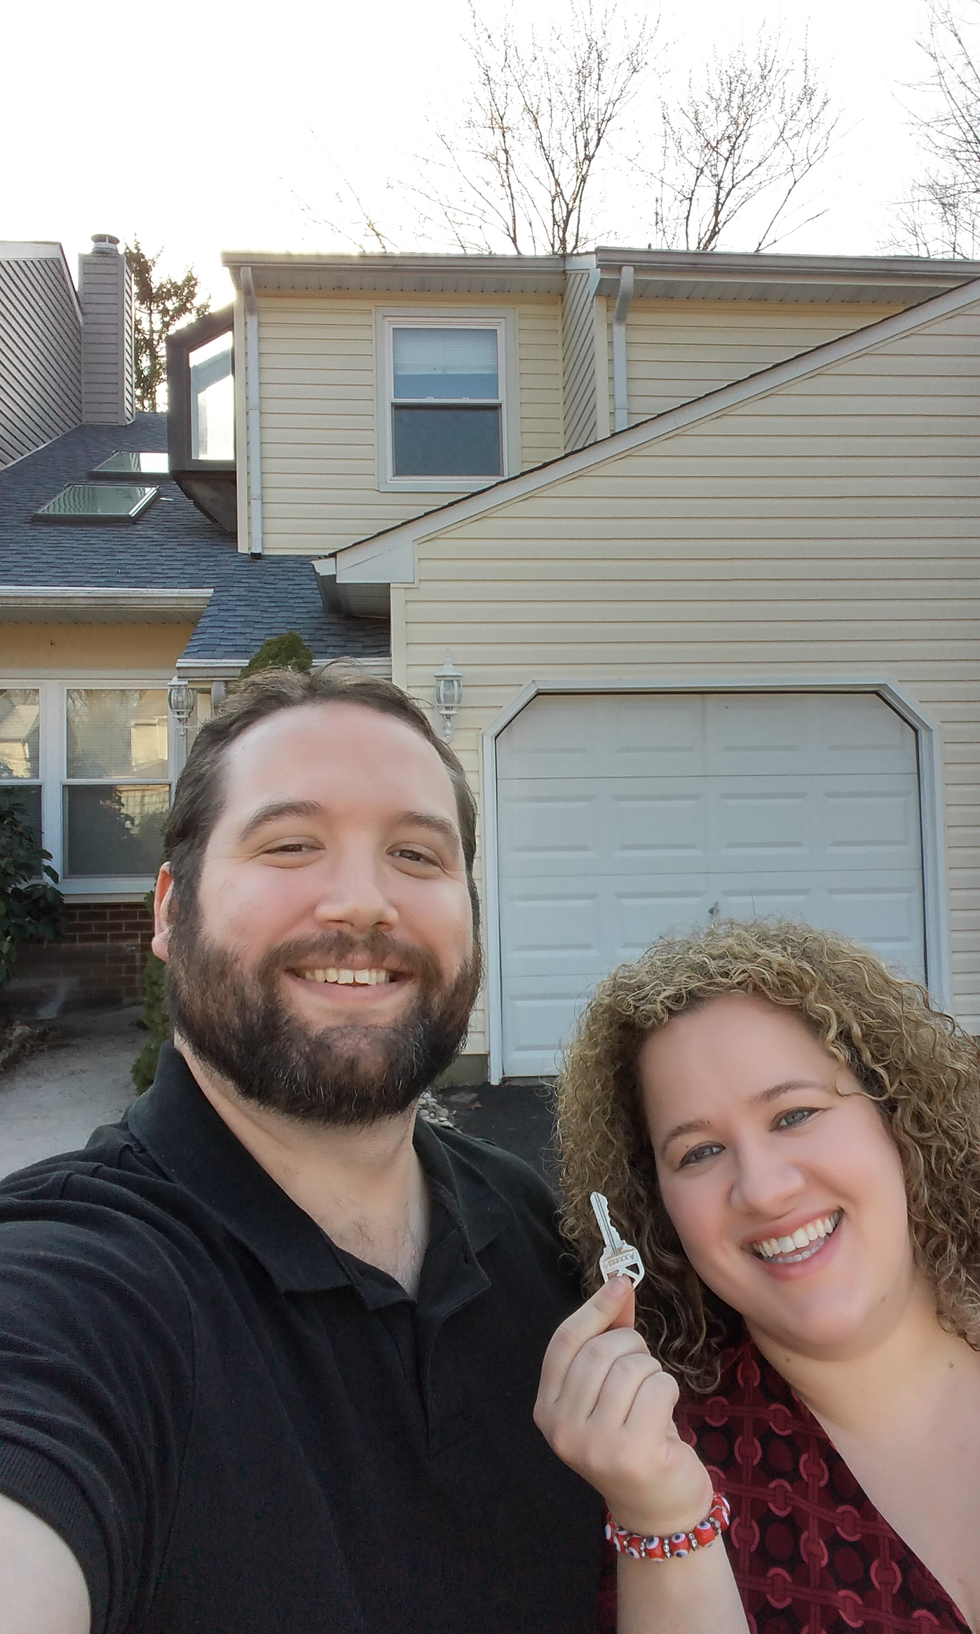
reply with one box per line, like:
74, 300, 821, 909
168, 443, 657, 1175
153, 701, 480, 1125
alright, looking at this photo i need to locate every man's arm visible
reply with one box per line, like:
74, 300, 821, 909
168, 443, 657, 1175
0, 1492, 90, 1634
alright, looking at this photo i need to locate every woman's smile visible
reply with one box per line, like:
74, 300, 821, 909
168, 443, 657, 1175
749, 1207, 843, 1265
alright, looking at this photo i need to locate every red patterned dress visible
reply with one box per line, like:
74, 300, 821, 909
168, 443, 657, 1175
674, 1334, 971, 1633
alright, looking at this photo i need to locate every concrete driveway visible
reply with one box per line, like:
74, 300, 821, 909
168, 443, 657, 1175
0, 1008, 142, 1179
0, 1007, 558, 1185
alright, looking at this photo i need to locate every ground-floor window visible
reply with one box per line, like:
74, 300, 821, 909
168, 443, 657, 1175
0, 680, 183, 892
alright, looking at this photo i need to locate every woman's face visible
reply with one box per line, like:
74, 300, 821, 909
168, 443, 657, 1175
639, 992, 920, 1363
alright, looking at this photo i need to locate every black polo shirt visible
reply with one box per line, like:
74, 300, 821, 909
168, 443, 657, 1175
0, 1046, 603, 1634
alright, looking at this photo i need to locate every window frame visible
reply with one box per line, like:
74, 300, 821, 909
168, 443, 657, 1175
0, 675, 181, 897
376, 310, 518, 493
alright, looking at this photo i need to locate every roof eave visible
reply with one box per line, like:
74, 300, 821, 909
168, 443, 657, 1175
593, 245, 980, 304
0, 587, 213, 624
221, 250, 568, 297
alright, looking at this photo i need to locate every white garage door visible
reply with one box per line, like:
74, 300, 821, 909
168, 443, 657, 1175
496, 691, 926, 1077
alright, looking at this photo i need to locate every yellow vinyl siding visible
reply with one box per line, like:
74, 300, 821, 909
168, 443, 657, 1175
399, 297, 980, 1051
611, 299, 905, 426
256, 293, 563, 556
0, 624, 197, 670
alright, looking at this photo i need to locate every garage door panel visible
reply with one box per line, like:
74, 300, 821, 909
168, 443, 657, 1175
498, 793, 600, 859
497, 692, 926, 1075
502, 893, 603, 960
825, 695, 920, 765
707, 693, 917, 776
502, 779, 920, 875
499, 693, 710, 780
714, 785, 921, 869
719, 884, 924, 973
612, 890, 714, 957
823, 888, 925, 975
713, 792, 809, 857
708, 694, 816, 772
501, 783, 710, 867
611, 794, 707, 858
502, 981, 601, 1072
500, 878, 709, 973
823, 791, 922, 853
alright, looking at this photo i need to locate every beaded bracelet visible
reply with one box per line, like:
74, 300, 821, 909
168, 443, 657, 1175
605, 1490, 731, 1561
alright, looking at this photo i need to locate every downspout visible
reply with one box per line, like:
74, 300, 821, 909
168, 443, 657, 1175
611, 264, 634, 433
240, 266, 263, 557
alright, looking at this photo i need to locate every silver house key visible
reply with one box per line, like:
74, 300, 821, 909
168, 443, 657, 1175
590, 1191, 645, 1289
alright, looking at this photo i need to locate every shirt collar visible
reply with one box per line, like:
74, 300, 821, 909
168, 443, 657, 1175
126, 1044, 512, 1294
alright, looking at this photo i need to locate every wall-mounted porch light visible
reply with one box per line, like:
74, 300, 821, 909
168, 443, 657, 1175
167, 675, 197, 743
433, 652, 463, 742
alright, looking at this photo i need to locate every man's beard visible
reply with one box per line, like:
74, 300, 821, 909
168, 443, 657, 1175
165, 914, 481, 1128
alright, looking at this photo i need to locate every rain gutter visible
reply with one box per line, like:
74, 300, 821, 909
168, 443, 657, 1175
612, 264, 634, 432
240, 266, 263, 556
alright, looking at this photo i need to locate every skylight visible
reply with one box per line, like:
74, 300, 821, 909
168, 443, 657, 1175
33, 484, 159, 524
90, 451, 169, 477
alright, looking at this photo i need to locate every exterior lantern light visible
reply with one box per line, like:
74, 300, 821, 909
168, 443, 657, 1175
433, 652, 463, 742
167, 675, 197, 741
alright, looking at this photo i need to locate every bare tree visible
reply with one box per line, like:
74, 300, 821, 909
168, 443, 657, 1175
643, 36, 837, 253
892, 0, 980, 257
415, 2, 652, 255
295, 13, 837, 259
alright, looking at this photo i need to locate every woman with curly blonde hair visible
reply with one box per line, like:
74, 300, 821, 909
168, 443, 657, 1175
555, 918, 980, 1633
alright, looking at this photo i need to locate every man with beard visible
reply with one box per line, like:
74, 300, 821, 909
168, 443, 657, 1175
0, 665, 606, 1634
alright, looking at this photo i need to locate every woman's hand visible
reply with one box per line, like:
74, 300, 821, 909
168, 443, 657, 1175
534, 1276, 714, 1538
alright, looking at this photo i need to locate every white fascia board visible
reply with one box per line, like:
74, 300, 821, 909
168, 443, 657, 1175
334, 274, 980, 581
0, 587, 213, 623
175, 655, 393, 681
593, 244, 980, 292
334, 534, 415, 586
222, 251, 565, 297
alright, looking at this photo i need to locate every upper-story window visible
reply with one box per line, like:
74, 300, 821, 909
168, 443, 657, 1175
379, 314, 512, 491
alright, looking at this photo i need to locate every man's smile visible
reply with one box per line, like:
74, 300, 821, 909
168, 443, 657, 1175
293, 967, 395, 986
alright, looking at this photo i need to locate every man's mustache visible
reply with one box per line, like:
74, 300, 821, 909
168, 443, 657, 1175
256, 931, 442, 986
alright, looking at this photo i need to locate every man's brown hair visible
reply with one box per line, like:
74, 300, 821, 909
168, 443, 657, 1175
164, 662, 479, 924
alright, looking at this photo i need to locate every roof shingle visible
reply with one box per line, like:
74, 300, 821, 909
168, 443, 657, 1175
0, 415, 389, 667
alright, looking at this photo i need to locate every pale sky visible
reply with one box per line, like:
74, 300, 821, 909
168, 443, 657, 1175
3, 0, 937, 307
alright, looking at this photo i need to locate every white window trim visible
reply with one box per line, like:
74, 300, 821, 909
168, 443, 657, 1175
375, 309, 518, 493
1, 675, 177, 898
480, 677, 952, 1084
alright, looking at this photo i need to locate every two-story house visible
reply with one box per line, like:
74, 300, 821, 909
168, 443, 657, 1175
5, 241, 980, 1082
216, 247, 980, 1081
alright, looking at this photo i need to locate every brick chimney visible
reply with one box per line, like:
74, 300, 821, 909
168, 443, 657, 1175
79, 233, 135, 424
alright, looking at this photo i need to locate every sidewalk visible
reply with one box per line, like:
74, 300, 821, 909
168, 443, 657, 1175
0, 1008, 142, 1178
0, 1008, 558, 1185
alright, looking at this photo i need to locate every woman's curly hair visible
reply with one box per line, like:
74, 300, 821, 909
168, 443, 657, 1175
556, 918, 980, 1395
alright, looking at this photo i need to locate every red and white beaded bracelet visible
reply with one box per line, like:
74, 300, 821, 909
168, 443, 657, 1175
605, 1491, 731, 1561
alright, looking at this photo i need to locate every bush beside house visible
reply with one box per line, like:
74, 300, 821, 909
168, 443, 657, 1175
0, 789, 66, 994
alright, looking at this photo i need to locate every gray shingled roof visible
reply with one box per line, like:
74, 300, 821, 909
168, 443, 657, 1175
0, 414, 389, 667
